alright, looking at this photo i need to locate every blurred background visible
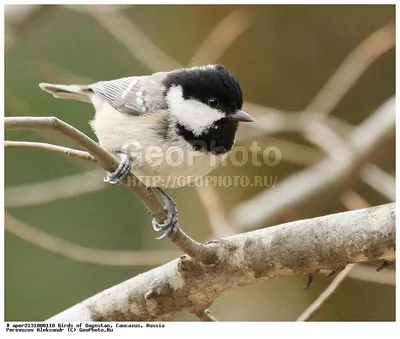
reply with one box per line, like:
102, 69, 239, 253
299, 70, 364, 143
4, 5, 395, 321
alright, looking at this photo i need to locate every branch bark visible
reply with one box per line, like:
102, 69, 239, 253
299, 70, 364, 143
47, 203, 395, 321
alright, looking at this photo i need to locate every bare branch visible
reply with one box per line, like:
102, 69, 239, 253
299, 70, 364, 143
5, 116, 115, 171
47, 203, 395, 321
5, 140, 96, 162
5, 213, 179, 266
232, 97, 395, 230
190, 10, 251, 65
5, 116, 216, 264
305, 23, 395, 116
296, 264, 356, 321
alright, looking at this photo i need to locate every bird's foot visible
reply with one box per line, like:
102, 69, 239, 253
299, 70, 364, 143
152, 188, 179, 240
103, 153, 133, 184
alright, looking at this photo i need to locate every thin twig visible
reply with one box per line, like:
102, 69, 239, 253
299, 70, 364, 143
305, 23, 395, 116
5, 141, 96, 162
190, 9, 251, 65
296, 264, 356, 321
5, 213, 179, 266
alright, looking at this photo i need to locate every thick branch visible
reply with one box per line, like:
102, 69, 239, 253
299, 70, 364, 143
47, 203, 395, 321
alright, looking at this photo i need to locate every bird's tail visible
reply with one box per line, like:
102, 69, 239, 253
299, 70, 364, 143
39, 83, 92, 103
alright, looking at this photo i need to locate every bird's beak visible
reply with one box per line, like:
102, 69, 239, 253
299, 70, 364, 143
229, 109, 254, 122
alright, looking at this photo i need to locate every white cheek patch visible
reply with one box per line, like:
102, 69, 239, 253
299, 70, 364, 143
166, 85, 224, 136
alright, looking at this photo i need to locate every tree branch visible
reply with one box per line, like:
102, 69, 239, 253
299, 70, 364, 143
5, 140, 96, 162
5, 116, 216, 264
47, 203, 395, 321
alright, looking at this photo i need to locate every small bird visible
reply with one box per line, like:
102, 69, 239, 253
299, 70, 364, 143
39, 64, 253, 239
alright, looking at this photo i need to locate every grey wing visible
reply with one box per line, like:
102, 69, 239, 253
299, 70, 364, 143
88, 74, 168, 116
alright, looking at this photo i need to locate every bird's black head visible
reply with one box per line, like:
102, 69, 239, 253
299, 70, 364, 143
163, 64, 253, 154
164, 64, 243, 116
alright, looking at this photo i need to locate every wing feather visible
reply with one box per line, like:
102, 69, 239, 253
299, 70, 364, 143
89, 74, 167, 116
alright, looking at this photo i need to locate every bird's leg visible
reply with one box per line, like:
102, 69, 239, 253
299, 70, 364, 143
152, 187, 179, 240
104, 153, 133, 184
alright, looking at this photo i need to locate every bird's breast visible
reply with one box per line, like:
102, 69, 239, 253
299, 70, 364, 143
90, 105, 228, 188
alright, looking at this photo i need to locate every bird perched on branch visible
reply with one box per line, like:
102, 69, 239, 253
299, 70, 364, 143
39, 64, 253, 239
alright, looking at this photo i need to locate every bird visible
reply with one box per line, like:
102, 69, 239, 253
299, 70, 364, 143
39, 64, 253, 239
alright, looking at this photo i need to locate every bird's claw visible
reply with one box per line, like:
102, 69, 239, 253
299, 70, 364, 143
104, 153, 132, 184
152, 188, 179, 240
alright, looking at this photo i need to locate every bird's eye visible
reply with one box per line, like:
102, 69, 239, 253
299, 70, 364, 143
207, 98, 219, 108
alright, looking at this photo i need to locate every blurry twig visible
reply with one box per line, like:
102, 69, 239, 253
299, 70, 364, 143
195, 186, 234, 237
5, 169, 104, 208
296, 264, 356, 322
5, 141, 96, 162
87, 8, 182, 72
360, 164, 395, 201
5, 5, 54, 51
340, 190, 371, 211
243, 102, 354, 136
5, 213, 179, 266
238, 135, 324, 166
305, 23, 395, 116
190, 10, 251, 65
232, 97, 395, 230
